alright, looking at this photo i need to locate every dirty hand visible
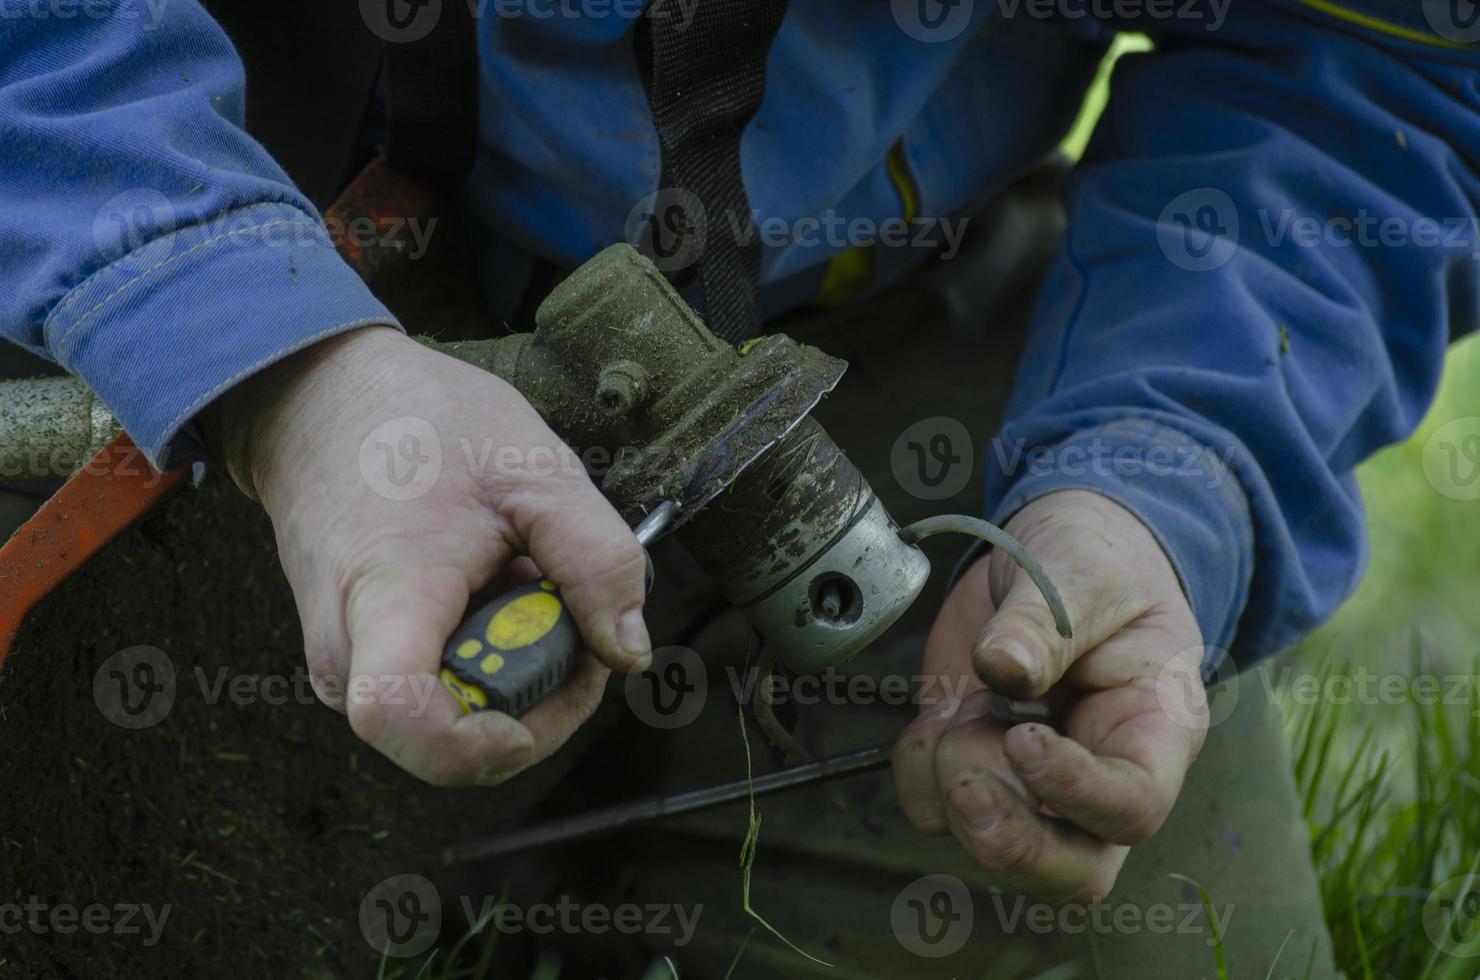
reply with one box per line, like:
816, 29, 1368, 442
211, 325, 651, 786
892, 489, 1209, 902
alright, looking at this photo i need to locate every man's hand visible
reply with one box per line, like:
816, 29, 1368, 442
213, 326, 651, 786
892, 490, 1209, 902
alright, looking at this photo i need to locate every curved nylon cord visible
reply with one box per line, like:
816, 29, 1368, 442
898, 514, 1074, 640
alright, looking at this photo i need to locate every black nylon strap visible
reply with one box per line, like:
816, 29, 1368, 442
643, 0, 790, 344
378, 0, 480, 185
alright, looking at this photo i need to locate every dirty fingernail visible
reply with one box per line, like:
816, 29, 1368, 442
946, 691, 994, 728
616, 608, 651, 667
947, 776, 1000, 833
928, 696, 961, 720
1007, 724, 1049, 777
473, 710, 525, 744
476, 714, 534, 771
977, 635, 1038, 689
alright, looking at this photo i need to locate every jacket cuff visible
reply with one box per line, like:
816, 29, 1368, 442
44, 203, 401, 468
982, 418, 1255, 672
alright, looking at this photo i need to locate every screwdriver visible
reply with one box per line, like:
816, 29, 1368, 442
438, 694, 1056, 864
439, 501, 678, 717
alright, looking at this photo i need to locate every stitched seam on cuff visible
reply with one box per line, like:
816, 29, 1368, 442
994, 418, 1253, 523
48, 202, 321, 327
150, 317, 403, 464
50, 218, 315, 353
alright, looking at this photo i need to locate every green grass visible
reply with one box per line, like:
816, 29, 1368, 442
1280, 337, 1480, 979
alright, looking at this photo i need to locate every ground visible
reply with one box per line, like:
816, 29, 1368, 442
0, 478, 568, 979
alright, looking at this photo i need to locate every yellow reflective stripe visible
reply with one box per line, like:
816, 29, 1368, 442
886, 141, 922, 222
815, 246, 874, 307
814, 140, 923, 307
1296, 0, 1475, 49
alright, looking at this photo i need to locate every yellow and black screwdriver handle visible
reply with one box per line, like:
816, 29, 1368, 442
439, 578, 579, 716
438, 501, 676, 718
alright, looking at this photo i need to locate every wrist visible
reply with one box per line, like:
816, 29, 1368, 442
204, 324, 404, 501
984, 419, 1251, 657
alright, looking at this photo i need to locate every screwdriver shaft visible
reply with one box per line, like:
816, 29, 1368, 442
442, 741, 892, 866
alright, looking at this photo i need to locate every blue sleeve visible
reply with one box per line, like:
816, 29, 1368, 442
985, 0, 1480, 667
0, 2, 398, 467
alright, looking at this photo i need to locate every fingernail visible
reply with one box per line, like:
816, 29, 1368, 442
928, 697, 960, 721
947, 776, 1000, 833
978, 634, 1039, 690
1007, 724, 1049, 777
617, 608, 651, 667
476, 714, 533, 770
946, 691, 994, 728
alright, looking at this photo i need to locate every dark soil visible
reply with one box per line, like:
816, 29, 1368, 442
0, 478, 565, 979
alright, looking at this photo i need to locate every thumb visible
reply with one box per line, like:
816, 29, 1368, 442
343, 560, 537, 786
514, 479, 652, 674
973, 500, 1150, 698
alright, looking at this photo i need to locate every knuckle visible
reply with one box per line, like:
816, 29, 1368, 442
1067, 866, 1121, 906
933, 717, 979, 758
1031, 756, 1082, 799
346, 695, 390, 747
892, 731, 932, 770
474, 766, 522, 788
895, 711, 948, 762
1107, 794, 1169, 845
974, 811, 1041, 878
422, 761, 471, 789
597, 534, 648, 586
902, 801, 949, 835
